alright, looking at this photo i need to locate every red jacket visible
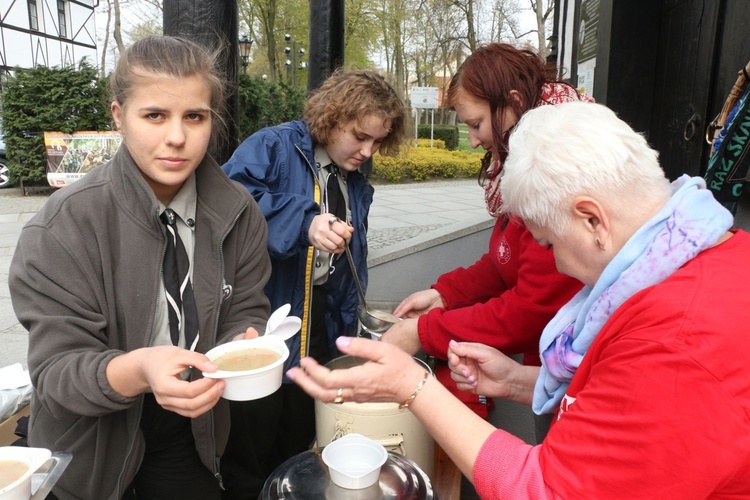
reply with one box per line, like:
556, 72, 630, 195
418, 217, 582, 416
473, 230, 750, 498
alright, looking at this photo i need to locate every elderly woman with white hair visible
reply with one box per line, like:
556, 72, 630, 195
288, 102, 750, 498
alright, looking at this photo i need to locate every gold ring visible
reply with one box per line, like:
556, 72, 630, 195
333, 388, 345, 404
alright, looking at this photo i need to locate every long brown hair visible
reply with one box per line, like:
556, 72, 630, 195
446, 43, 560, 183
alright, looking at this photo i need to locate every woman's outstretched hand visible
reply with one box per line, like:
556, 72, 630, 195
287, 336, 425, 405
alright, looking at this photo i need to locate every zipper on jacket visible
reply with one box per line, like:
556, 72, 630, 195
210, 205, 246, 488
294, 143, 319, 360
116, 209, 171, 497
295, 143, 321, 194
115, 394, 145, 498
215, 457, 225, 490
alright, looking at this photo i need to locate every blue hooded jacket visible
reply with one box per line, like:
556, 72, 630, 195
223, 120, 373, 376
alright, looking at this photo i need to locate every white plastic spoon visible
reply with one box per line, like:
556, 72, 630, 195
267, 316, 302, 341
266, 303, 292, 334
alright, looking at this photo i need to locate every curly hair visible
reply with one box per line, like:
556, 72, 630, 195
304, 69, 408, 156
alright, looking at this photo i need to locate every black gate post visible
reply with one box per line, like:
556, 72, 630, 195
163, 0, 239, 164
308, 0, 345, 92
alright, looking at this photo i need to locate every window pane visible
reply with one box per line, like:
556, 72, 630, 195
29, 0, 38, 31
58, 0, 67, 38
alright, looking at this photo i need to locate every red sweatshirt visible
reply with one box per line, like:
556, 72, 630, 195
417, 217, 582, 417
418, 216, 582, 365
473, 230, 750, 498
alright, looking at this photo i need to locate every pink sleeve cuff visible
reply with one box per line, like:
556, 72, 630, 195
473, 430, 562, 499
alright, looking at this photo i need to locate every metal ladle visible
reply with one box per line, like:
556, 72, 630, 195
343, 241, 401, 334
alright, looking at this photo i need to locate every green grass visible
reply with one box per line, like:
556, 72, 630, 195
456, 123, 486, 153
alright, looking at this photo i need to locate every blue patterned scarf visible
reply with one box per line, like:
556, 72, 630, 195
533, 175, 734, 414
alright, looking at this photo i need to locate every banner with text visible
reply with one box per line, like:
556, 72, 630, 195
45, 131, 122, 187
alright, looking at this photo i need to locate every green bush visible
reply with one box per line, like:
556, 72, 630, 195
372, 145, 484, 183
1, 61, 111, 186
238, 74, 305, 140
417, 124, 459, 150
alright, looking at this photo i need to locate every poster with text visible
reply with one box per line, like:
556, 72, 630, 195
577, 59, 596, 96
577, 0, 600, 64
45, 131, 122, 187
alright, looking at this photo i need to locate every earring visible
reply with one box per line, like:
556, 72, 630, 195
595, 236, 606, 252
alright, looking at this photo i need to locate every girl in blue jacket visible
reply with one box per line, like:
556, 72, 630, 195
222, 69, 408, 497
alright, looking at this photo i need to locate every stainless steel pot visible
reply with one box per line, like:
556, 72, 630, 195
260, 448, 435, 499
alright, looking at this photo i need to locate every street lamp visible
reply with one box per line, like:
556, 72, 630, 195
239, 35, 254, 74
283, 33, 306, 87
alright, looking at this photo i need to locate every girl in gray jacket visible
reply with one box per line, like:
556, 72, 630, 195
9, 36, 271, 499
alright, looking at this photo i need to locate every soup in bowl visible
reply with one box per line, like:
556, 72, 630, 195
0, 447, 50, 500
0, 460, 28, 492
212, 346, 281, 371
203, 336, 290, 401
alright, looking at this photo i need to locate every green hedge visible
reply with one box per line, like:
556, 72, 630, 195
0, 70, 305, 186
416, 124, 459, 150
2, 66, 475, 186
237, 74, 305, 139
1, 62, 111, 186
372, 145, 484, 182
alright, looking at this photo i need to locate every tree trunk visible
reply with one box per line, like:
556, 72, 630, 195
530, 0, 553, 56
255, 0, 279, 82
113, 0, 125, 53
100, 0, 112, 78
466, 0, 476, 51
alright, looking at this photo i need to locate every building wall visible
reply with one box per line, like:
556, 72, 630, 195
553, 0, 750, 227
0, 0, 97, 74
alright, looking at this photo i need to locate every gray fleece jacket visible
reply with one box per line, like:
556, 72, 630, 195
9, 146, 271, 499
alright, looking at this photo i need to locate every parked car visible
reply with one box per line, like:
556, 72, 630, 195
0, 134, 10, 188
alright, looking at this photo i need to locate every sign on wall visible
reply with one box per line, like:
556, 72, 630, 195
44, 131, 122, 188
411, 87, 440, 109
577, 0, 600, 63
576, 0, 600, 96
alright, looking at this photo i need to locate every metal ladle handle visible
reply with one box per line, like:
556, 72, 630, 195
330, 216, 367, 307
344, 242, 367, 306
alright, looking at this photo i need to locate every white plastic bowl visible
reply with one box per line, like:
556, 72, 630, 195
322, 433, 388, 489
202, 336, 290, 401
0, 447, 51, 500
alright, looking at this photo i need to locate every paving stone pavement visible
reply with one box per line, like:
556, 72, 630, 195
0, 188, 47, 369
0, 180, 491, 369
367, 179, 490, 249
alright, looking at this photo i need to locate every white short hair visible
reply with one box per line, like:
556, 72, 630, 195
500, 102, 671, 236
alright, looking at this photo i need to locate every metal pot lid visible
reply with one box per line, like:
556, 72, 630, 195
261, 449, 435, 500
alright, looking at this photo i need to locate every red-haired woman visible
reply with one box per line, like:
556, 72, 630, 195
383, 43, 592, 440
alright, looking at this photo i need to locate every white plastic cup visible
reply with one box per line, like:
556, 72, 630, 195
322, 433, 388, 489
